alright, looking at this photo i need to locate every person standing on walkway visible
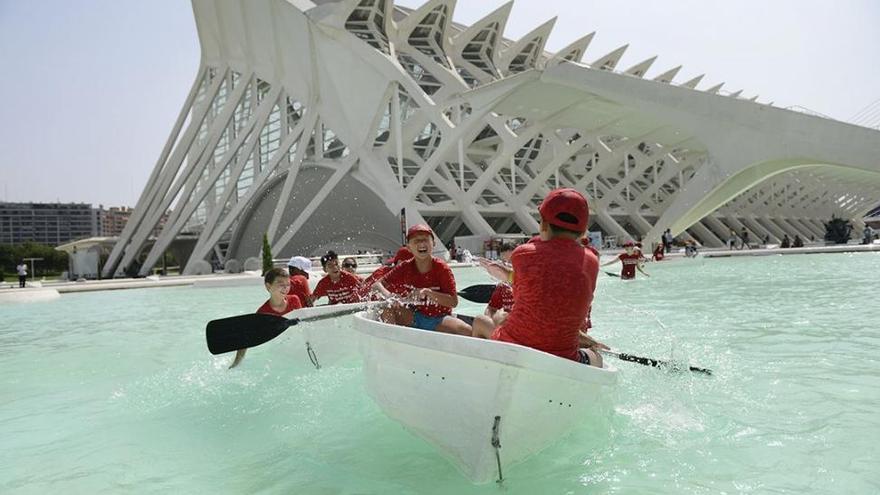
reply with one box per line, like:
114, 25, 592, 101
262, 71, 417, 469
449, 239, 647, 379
727, 230, 737, 249
16, 261, 27, 288
780, 234, 791, 248
740, 228, 751, 250
663, 229, 674, 253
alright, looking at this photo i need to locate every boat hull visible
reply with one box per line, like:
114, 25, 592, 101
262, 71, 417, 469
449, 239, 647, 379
353, 311, 617, 483
276, 302, 366, 369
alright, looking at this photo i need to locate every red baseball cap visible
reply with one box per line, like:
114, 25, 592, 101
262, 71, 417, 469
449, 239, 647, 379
539, 188, 589, 233
406, 224, 434, 240
390, 246, 414, 264
623, 240, 635, 247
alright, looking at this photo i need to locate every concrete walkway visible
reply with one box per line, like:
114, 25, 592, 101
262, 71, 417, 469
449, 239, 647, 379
697, 242, 880, 258
2, 262, 482, 296
3, 245, 875, 300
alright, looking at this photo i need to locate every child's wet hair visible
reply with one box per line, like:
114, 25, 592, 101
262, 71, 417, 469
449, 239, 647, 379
320, 250, 338, 268
548, 222, 582, 237
264, 267, 289, 285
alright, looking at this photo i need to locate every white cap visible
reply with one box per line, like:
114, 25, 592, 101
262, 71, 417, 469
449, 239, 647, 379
287, 256, 312, 274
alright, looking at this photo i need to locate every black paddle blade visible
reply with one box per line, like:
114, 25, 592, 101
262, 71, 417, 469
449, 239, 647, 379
457, 284, 497, 304
206, 313, 297, 355
616, 352, 712, 376
604, 271, 620, 278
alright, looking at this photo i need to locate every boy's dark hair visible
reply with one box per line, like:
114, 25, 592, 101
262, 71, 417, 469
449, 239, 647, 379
264, 267, 289, 285
547, 212, 584, 237
547, 213, 583, 237
320, 250, 338, 268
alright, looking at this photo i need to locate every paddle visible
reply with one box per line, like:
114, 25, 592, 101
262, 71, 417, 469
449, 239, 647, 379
603, 350, 712, 375
604, 271, 620, 277
206, 306, 364, 355
449, 301, 715, 375
457, 284, 497, 304
457, 283, 712, 374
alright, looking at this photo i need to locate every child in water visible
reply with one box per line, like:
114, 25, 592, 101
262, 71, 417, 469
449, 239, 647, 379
602, 240, 649, 280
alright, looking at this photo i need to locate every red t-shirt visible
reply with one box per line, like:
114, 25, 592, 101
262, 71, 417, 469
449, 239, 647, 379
382, 257, 456, 318
492, 237, 599, 361
652, 245, 664, 261
256, 294, 302, 316
362, 265, 393, 289
356, 265, 394, 300
488, 283, 515, 312
289, 274, 312, 307
618, 252, 641, 280
312, 271, 363, 304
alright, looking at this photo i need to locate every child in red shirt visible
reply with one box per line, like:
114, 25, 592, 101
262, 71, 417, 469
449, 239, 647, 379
310, 250, 363, 305
230, 267, 303, 369
375, 224, 471, 335
652, 242, 664, 261
472, 188, 603, 367
602, 240, 650, 280
287, 256, 313, 307
340, 257, 362, 279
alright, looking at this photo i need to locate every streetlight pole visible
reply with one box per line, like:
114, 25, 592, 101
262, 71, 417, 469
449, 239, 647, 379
23, 257, 44, 280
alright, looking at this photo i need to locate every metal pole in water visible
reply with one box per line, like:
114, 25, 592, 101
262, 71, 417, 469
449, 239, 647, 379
492, 415, 503, 483
306, 342, 321, 369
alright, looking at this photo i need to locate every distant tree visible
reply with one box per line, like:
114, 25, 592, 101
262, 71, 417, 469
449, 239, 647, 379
0, 242, 68, 276
261, 233, 273, 275
0, 244, 14, 274
823, 216, 852, 244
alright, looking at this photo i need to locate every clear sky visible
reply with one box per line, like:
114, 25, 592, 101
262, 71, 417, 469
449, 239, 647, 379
1, 0, 878, 207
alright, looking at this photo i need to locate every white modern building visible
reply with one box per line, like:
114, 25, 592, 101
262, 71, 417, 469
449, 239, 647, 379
104, 0, 880, 277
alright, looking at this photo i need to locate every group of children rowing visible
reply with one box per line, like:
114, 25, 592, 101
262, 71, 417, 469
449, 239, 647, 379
244, 188, 653, 369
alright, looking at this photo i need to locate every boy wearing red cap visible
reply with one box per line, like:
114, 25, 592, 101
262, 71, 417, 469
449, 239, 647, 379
473, 188, 603, 366
602, 240, 649, 280
375, 224, 471, 335
310, 250, 364, 305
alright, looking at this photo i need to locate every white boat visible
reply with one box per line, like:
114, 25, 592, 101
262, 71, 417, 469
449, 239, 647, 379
353, 311, 618, 484
278, 302, 367, 369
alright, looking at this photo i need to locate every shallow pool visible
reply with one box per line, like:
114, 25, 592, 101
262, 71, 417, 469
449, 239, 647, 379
2, 253, 879, 493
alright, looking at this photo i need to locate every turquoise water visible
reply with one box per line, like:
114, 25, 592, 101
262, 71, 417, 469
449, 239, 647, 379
2, 253, 879, 493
